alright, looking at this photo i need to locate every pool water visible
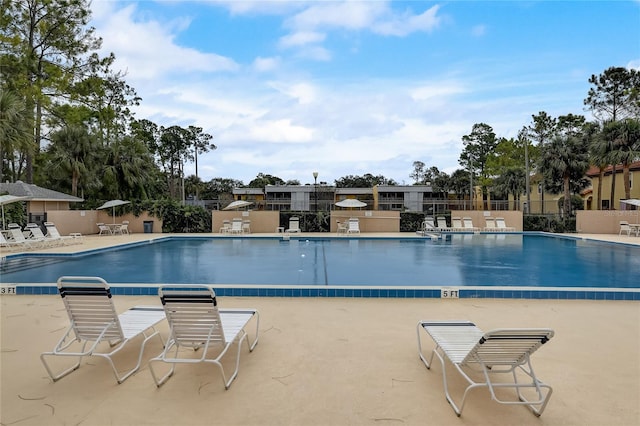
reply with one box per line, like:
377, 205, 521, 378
2, 235, 639, 288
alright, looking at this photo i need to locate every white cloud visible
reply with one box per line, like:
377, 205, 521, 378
268, 81, 317, 104
471, 24, 486, 37
92, 2, 238, 81
278, 31, 326, 48
628, 59, 640, 70
252, 56, 281, 72
372, 5, 442, 36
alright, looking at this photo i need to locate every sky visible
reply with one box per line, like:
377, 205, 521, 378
88, 0, 640, 186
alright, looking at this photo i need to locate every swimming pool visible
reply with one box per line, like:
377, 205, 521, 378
2, 234, 639, 300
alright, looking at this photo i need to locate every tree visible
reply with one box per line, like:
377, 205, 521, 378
186, 125, 215, 180
46, 125, 98, 197
410, 161, 425, 183
102, 135, 157, 200
540, 134, 590, 217
1, 0, 103, 182
334, 174, 397, 188
449, 169, 470, 200
201, 178, 244, 199
584, 66, 640, 122
0, 89, 32, 182
523, 112, 557, 213
601, 119, 640, 200
585, 122, 607, 209
459, 123, 498, 207
493, 168, 526, 210
248, 173, 285, 188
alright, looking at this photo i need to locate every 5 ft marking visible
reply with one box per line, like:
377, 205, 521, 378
441, 288, 459, 299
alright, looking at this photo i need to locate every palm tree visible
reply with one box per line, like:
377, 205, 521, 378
493, 168, 526, 210
540, 135, 590, 217
603, 119, 640, 201
48, 126, 98, 197
103, 135, 156, 200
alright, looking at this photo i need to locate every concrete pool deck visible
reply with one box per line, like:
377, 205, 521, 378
1, 232, 639, 425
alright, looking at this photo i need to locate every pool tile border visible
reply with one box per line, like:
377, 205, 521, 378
8, 283, 640, 301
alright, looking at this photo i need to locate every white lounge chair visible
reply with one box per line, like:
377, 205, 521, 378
25, 223, 57, 247
346, 218, 360, 234
496, 217, 516, 232
6, 224, 39, 249
286, 217, 301, 233
462, 217, 480, 232
149, 286, 259, 389
0, 231, 25, 251
44, 222, 78, 245
417, 217, 437, 236
484, 217, 499, 231
436, 216, 450, 232
450, 217, 464, 231
417, 320, 554, 417
41, 276, 166, 383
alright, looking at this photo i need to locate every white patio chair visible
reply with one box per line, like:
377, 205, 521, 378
619, 221, 632, 236
25, 223, 57, 247
417, 216, 436, 236
336, 220, 348, 235
6, 223, 39, 249
44, 222, 77, 245
347, 218, 360, 234
97, 223, 112, 236
119, 220, 130, 235
417, 320, 554, 417
462, 217, 480, 231
450, 217, 464, 231
436, 216, 450, 232
220, 219, 231, 234
149, 286, 259, 389
496, 217, 516, 232
228, 218, 244, 234
0, 231, 25, 251
285, 217, 301, 233
484, 217, 499, 231
40, 276, 166, 384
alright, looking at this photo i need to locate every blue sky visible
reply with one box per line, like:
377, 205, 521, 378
89, 1, 640, 185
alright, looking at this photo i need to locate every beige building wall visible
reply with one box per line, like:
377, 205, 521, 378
576, 210, 640, 234
330, 211, 400, 232
212, 211, 280, 233
46, 211, 162, 235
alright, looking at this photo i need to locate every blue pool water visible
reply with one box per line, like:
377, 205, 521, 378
2, 234, 639, 288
